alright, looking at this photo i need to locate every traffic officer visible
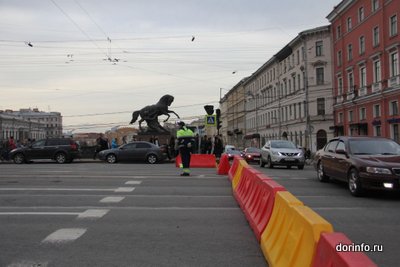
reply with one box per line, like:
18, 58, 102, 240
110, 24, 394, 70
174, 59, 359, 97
176, 121, 195, 176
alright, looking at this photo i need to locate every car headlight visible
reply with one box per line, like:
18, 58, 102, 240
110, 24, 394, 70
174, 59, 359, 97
272, 151, 280, 156
366, 167, 392, 174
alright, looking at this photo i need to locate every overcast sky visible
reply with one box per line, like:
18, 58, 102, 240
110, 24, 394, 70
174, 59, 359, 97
0, 0, 339, 133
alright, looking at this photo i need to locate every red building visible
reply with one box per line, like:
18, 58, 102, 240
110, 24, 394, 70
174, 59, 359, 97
327, 0, 400, 142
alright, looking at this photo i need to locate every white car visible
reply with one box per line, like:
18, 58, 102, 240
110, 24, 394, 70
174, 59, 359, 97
259, 140, 305, 169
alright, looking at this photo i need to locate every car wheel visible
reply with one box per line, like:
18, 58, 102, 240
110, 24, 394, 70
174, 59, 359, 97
267, 156, 274, 169
317, 161, 329, 182
348, 168, 364, 197
13, 153, 25, 164
106, 154, 117, 164
259, 158, 265, 168
147, 154, 158, 164
298, 165, 304, 170
55, 153, 67, 164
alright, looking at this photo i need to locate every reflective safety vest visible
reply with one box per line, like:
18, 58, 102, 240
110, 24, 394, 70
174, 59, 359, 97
177, 126, 195, 148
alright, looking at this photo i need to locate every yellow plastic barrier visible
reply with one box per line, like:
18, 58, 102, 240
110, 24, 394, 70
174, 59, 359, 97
231, 159, 248, 190
261, 191, 333, 267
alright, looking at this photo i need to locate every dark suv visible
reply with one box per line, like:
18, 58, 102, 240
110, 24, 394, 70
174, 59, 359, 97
10, 138, 80, 164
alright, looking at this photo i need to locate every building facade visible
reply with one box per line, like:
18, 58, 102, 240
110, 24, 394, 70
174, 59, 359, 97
219, 78, 246, 148
12, 108, 63, 138
327, 0, 400, 142
243, 25, 334, 152
0, 112, 46, 141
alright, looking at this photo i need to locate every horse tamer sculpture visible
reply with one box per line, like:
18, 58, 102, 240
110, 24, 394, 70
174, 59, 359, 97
129, 94, 180, 133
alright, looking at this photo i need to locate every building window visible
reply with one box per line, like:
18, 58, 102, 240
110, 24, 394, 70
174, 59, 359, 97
390, 15, 397, 37
347, 17, 352, 31
316, 41, 323, 56
390, 52, 399, 77
317, 98, 325, 116
360, 107, 367, 120
316, 67, 324, 85
374, 125, 381, 136
338, 112, 343, 123
336, 25, 342, 39
348, 71, 354, 91
373, 60, 381, 82
358, 7, 365, 22
374, 104, 381, 117
373, 26, 380, 46
392, 124, 400, 143
360, 66, 367, 88
359, 36, 365, 54
390, 101, 399, 116
372, 0, 379, 12
347, 44, 353, 61
338, 77, 343, 95
348, 110, 354, 122
337, 50, 342, 66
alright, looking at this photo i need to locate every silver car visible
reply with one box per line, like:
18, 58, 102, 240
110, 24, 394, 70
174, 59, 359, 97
259, 140, 305, 169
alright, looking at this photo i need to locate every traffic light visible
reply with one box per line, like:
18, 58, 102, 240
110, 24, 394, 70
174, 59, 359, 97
216, 109, 222, 130
204, 105, 214, 116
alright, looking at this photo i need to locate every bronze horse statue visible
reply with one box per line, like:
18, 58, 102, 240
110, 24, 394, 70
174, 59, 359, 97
129, 94, 180, 133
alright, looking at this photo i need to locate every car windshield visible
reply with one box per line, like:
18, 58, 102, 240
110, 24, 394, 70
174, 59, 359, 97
271, 141, 296, 149
349, 139, 400, 155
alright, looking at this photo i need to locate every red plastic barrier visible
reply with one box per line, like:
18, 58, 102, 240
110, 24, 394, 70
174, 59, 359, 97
239, 171, 286, 241
217, 153, 230, 175
234, 167, 264, 208
175, 154, 216, 168
312, 232, 378, 267
228, 155, 242, 181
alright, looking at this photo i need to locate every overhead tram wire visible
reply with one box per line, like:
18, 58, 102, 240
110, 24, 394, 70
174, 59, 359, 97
49, 0, 109, 59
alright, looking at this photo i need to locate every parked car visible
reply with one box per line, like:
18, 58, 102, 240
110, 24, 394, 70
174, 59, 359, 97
10, 138, 80, 164
241, 147, 261, 163
224, 145, 236, 153
259, 140, 305, 169
98, 141, 167, 164
314, 136, 400, 196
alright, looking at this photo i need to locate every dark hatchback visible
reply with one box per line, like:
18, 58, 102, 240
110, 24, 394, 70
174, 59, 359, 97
10, 138, 80, 164
314, 136, 400, 196
98, 141, 167, 164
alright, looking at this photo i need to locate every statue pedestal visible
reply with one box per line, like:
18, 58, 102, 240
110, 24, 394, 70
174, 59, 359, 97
136, 131, 173, 146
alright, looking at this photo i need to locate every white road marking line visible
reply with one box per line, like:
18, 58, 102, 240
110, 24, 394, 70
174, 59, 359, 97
125, 181, 142, 185
0, 188, 117, 192
100, 196, 125, 203
131, 176, 148, 179
7, 260, 49, 267
77, 209, 109, 219
114, 187, 135, 192
0, 212, 79, 216
42, 228, 86, 244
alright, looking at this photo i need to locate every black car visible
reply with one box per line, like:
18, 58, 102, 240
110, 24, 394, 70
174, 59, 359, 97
10, 138, 80, 164
98, 141, 167, 164
314, 136, 400, 196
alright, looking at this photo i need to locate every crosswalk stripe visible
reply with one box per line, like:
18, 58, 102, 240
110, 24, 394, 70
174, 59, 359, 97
42, 228, 87, 244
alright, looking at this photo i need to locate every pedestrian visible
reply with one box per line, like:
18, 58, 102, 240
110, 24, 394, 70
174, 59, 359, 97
122, 136, 128, 145
93, 133, 108, 159
205, 137, 212, 154
111, 138, 118, 149
213, 136, 224, 159
176, 121, 195, 176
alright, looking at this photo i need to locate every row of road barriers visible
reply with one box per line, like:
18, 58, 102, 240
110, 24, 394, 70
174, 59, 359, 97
218, 155, 377, 267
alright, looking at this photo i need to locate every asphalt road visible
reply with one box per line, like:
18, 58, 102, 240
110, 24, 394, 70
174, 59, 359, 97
252, 162, 400, 267
0, 160, 267, 267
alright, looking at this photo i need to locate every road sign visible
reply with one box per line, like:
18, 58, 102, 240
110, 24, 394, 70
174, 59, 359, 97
205, 115, 216, 126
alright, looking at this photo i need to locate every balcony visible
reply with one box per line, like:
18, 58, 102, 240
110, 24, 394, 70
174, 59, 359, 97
359, 87, 367, 96
388, 75, 400, 88
372, 82, 382, 92
346, 91, 355, 101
